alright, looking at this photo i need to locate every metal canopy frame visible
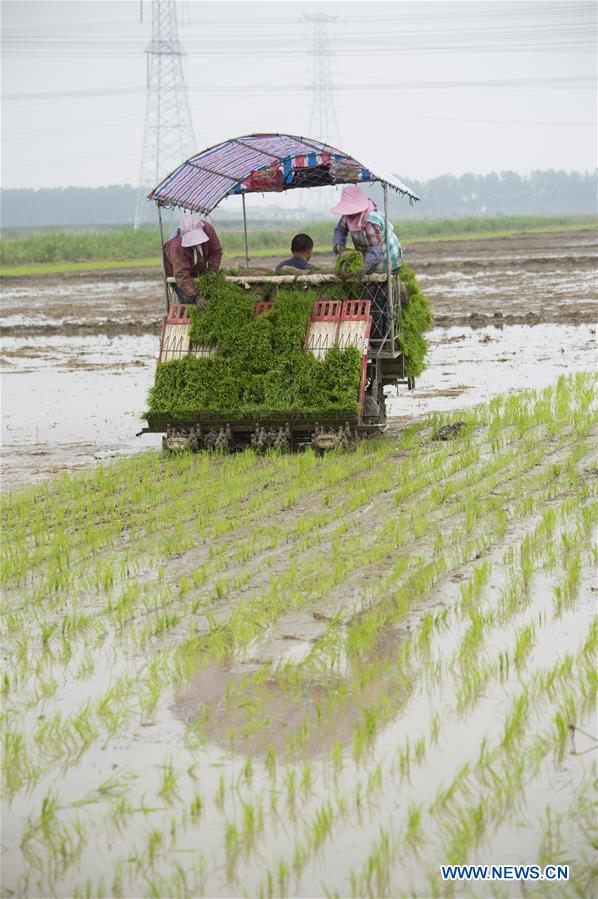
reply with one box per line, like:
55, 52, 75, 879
149, 132, 419, 214
152, 132, 417, 351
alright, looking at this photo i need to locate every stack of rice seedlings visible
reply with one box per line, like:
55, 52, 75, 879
148, 274, 362, 415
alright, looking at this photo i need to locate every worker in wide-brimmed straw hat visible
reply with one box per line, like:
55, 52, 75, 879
331, 185, 402, 274
163, 214, 223, 309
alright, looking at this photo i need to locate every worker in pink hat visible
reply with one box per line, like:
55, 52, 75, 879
331, 186, 402, 274
163, 214, 223, 308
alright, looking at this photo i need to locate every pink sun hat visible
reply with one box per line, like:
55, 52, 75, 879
180, 214, 209, 247
331, 185, 370, 216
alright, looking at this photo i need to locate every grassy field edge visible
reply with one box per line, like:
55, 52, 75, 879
1, 220, 595, 277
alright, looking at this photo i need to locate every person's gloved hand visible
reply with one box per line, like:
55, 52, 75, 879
333, 243, 346, 256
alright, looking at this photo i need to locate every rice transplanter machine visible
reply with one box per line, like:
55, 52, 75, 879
138, 133, 420, 452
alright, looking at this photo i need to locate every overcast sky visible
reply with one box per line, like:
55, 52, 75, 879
2, 0, 596, 192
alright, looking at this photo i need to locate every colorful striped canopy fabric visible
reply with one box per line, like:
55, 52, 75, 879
148, 133, 419, 213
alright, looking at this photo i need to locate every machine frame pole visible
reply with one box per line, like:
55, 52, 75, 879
242, 193, 250, 270
157, 204, 170, 313
382, 181, 395, 351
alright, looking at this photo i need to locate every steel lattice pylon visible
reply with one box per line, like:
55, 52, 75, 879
134, 0, 196, 228
304, 13, 341, 147
303, 13, 342, 213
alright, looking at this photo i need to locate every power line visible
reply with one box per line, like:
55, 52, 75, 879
3, 40, 594, 60
4, 13, 595, 49
4, 24, 594, 47
4, 114, 146, 141
4, 3, 592, 34
4, 75, 594, 104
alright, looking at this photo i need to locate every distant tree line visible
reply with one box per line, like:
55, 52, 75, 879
1, 170, 596, 228
393, 170, 597, 219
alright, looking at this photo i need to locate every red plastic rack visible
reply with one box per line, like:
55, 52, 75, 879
305, 298, 372, 413
254, 301, 274, 316
166, 303, 193, 324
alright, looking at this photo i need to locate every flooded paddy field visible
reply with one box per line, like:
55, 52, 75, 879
1, 230, 596, 897
1, 374, 596, 897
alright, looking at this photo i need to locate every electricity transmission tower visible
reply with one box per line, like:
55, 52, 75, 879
134, 0, 196, 228
304, 13, 341, 147
303, 13, 342, 213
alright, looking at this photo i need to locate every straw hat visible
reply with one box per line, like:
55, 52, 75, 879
331, 186, 370, 216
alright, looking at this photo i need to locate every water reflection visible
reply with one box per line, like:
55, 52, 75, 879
172, 627, 411, 758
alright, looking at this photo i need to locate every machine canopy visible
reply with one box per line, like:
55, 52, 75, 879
148, 132, 420, 214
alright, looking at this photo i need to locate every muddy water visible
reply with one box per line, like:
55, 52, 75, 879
409, 228, 598, 326
1, 335, 162, 490
0, 277, 163, 335
387, 322, 596, 418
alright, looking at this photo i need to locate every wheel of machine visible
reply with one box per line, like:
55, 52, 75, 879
163, 433, 191, 453
214, 424, 232, 452
313, 431, 340, 452
188, 426, 202, 452
273, 424, 291, 452
251, 423, 291, 453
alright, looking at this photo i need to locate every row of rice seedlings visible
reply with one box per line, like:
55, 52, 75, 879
3, 450, 412, 704
3, 374, 596, 892
8, 434, 592, 800
451, 494, 592, 676
527, 772, 597, 897
43, 560, 596, 896
433, 652, 595, 864
2, 437, 405, 592
418, 577, 593, 886
333, 614, 595, 895
195, 520, 540, 893
246, 459, 595, 891
3, 653, 166, 794
304, 432, 592, 692
463, 499, 593, 702
19, 791, 87, 888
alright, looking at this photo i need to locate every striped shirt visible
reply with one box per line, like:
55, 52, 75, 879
333, 211, 402, 273
368, 211, 402, 272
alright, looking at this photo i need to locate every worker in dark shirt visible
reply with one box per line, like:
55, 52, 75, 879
163, 214, 223, 308
275, 233, 315, 274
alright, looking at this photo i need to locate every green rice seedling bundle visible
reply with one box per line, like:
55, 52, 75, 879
148, 274, 362, 414
396, 264, 432, 378
335, 249, 364, 278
